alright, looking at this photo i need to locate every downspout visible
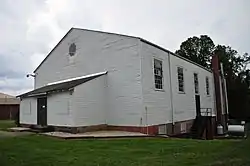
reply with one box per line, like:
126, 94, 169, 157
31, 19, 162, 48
223, 80, 229, 116
168, 53, 175, 128
138, 39, 145, 133
104, 74, 108, 126
220, 63, 229, 130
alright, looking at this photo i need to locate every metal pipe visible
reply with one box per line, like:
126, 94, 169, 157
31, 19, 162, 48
220, 63, 229, 131
220, 63, 229, 115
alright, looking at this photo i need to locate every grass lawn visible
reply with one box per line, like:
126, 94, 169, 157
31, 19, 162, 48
0, 120, 16, 130
0, 120, 249, 166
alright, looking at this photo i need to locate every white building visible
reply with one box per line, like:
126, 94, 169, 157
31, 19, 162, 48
18, 28, 218, 135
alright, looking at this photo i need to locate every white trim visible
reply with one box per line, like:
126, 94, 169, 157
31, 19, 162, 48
28, 92, 47, 97
155, 89, 164, 92
47, 71, 108, 86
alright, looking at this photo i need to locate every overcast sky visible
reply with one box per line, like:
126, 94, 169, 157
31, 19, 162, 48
0, 0, 249, 96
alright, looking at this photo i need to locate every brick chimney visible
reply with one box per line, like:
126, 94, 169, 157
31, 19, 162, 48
212, 54, 223, 126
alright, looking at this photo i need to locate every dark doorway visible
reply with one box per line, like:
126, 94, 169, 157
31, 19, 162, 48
37, 97, 47, 126
195, 95, 201, 116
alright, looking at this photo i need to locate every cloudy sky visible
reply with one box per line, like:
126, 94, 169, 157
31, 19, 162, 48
0, 0, 249, 96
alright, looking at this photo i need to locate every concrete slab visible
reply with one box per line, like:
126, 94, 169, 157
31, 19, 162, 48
8, 127, 32, 132
41, 130, 148, 139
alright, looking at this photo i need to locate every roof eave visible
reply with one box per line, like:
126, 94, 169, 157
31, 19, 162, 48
140, 38, 212, 73
17, 71, 108, 99
33, 27, 138, 74
33, 27, 210, 74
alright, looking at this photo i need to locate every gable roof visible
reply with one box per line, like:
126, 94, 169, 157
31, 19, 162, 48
17, 71, 107, 98
33, 28, 211, 73
34, 28, 74, 73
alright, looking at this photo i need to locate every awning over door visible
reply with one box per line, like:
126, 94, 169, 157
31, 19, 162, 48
17, 71, 107, 98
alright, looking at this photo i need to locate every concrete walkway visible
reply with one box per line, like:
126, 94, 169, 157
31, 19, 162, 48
42, 130, 148, 139
8, 127, 32, 132
7, 127, 149, 139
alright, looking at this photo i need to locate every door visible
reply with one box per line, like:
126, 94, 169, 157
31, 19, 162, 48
195, 95, 201, 116
37, 97, 47, 126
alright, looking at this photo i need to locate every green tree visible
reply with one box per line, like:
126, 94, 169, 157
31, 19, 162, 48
175, 35, 215, 68
214, 45, 245, 78
175, 36, 249, 76
175, 36, 250, 119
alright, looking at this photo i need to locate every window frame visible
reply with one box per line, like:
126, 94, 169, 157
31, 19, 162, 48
153, 58, 164, 91
193, 73, 199, 94
177, 66, 185, 93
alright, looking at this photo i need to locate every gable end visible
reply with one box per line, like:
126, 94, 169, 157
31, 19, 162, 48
33, 28, 74, 73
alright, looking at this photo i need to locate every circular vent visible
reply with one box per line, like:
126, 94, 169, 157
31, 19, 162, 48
69, 43, 76, 56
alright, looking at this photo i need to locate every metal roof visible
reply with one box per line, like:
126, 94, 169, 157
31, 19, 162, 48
17, 71, 107, 98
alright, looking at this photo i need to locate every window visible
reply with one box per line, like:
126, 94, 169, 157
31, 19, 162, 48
177, 67, 184, 92
180, 123, 187, 133
194, 73, 199, 94
206, 77, 210, 95
69, 43, 76, 56
154, 59, 163, 89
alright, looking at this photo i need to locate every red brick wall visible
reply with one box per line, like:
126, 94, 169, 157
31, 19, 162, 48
107, 125, 159, 135
21, 118, 217, 136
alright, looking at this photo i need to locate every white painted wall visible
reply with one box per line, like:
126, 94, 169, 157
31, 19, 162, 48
20, 98, 37, 124
140, 41, 216, 125
33, 28, 216, 128
140, 42, 172, 126
35, 29, 143, 126
73, 75, 106, 126
47, 92, 74, 126
169, 53, 216, 122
